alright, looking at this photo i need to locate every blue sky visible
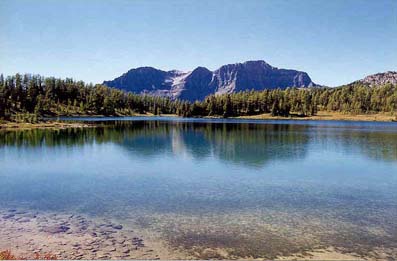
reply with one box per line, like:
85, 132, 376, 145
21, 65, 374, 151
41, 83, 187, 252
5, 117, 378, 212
0, 0, 396, 86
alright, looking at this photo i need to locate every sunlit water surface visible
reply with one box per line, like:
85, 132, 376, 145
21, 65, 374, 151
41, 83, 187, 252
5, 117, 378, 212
1, 117, 397, 258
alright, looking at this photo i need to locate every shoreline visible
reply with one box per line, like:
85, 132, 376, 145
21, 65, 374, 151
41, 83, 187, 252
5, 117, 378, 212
0, 111, 395, 130
233, 111, 397, 122
0, 121, 94, 131
0, 207, 389, 260
0, 208, 176, 260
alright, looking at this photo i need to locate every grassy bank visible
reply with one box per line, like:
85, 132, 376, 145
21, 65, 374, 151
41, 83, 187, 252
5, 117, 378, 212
0, 121, 92, 130
0, 113, 180, 130
234, 111, 397, 122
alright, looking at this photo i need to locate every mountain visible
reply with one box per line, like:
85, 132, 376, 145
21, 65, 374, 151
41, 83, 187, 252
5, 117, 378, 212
103, 60, 316, 101
353, 71, 397, 86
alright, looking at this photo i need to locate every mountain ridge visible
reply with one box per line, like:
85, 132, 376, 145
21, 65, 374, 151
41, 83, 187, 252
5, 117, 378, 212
103, 60, 316, 101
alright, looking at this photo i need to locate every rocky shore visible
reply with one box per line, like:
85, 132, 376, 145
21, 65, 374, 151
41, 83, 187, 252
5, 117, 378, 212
1, 207, 395, 260
0, 208, 163, 260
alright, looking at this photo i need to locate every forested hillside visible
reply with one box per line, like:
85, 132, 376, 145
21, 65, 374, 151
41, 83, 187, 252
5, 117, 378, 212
0, 73, 396, 122
0, 74, 178, 122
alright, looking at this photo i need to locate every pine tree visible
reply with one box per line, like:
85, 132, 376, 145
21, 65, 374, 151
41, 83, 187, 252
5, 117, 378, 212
223, 95, 233, 118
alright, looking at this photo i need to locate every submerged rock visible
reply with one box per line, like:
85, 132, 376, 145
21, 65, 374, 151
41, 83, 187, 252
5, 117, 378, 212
2, 214, 15, 219
42, 225, 70, 234
18, 218, 31, 223
122, 248, 130, 254
112, 224, 123, 230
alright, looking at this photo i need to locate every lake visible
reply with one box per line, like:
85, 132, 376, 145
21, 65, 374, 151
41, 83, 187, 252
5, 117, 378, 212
1, 117, 396, 260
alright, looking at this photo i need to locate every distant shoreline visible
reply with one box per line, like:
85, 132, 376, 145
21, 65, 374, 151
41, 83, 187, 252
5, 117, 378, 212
1, 111, 395, 130
233, 111, 397, 122
0, 121, 93, 130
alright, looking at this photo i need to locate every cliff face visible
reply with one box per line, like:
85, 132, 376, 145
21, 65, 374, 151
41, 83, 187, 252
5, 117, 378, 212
103, 60, 316, 101
210, 60, 314, 94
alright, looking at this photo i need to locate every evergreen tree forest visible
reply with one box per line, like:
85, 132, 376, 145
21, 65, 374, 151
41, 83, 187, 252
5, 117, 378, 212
0, 73, 396, 122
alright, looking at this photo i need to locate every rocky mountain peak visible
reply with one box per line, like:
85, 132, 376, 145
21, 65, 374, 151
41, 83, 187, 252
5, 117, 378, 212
243, 60, 274, 69
103, 60, 316, 101
357, 71, 397, 86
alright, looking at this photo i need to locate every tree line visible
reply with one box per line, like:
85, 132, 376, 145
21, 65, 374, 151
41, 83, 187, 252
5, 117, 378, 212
0, 73, 180, 121
190, 83, 397, 117
0, 73, 396, 122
